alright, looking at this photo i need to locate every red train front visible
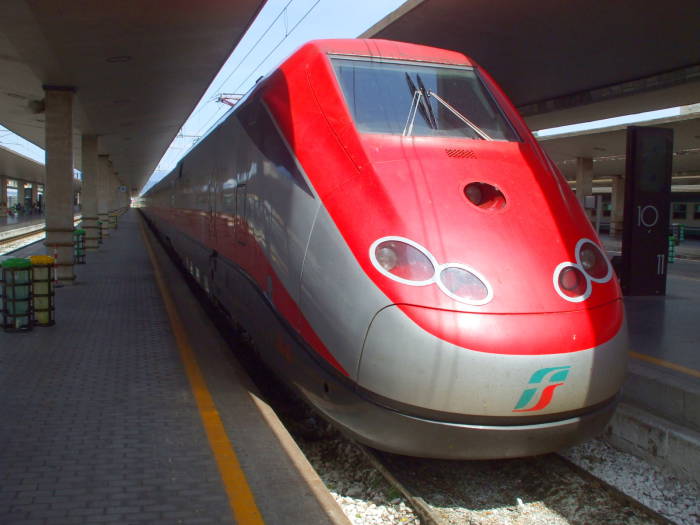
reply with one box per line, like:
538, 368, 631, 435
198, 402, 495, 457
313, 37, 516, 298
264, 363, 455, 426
143, 39, 628, 458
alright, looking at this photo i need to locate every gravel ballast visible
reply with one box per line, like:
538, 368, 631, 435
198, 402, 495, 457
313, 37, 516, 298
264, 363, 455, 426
292, 427, 693, 525
562, 438, 699, 524
299, 437, 421, 525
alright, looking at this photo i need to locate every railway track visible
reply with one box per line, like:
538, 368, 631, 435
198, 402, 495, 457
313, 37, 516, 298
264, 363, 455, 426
0, 217, 82, 255
0, 226, 45, 252
355, 442, 674, 525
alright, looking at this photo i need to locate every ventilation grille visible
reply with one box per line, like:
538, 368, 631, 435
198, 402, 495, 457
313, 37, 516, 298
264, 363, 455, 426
445, 148, 476, 159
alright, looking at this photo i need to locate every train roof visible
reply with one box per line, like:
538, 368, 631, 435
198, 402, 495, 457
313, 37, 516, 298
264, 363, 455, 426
142, 38, 476, 197
294, 39, 474, 67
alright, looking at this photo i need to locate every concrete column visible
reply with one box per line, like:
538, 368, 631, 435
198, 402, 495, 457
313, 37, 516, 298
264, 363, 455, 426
113, 172, 121, 211
610, 175, 625, 238
112, 172, 125, 220
97, 155, 111, 238
575, 157, 594, 219
81, 135, 99, 250
0, 175, 7, 216
31, 183, 39, 209
117, 179, 127, 212
108, 170, 118, 228
43, 86, 76, 284
116, 187, 124, 211
120, 181, 128, 210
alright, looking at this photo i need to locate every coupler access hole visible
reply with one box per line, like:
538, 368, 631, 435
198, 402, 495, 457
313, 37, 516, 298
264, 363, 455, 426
464, 182, 506, 210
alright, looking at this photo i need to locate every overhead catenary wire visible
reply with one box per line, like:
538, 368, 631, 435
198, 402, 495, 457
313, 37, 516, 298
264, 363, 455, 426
154, 0, 323, 184
183, 0, 295, 128
229, 0, 321, 97
188, 0, 322, 141
207, 0, 296, 101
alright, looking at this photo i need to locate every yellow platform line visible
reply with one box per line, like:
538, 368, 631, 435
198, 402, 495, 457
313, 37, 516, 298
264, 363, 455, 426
141, 221, 265, 525
629, 351, 700, 379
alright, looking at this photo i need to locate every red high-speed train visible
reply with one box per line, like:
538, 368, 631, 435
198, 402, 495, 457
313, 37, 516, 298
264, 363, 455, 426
142, 39, 628, 459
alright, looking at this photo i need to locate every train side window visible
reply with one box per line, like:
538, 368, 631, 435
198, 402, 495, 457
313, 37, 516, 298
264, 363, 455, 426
672, 203, 687, 219
694, 204, 700, 220
236, 96, 311, 194
196, 191, 208, 211
235, 184, 248, 246
222, 189, 235, 211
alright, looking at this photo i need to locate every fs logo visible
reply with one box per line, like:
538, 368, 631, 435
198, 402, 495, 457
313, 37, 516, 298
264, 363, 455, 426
513, 366, 571, 412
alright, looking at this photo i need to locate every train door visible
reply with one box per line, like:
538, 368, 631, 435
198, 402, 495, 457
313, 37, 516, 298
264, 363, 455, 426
173, 162, 183, 213
205, 164, 226, 300
234, 182, 248, 248
206, 168, 220, 246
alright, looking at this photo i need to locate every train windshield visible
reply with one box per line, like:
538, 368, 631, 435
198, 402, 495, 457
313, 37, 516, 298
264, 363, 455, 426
331, 56, 519, 141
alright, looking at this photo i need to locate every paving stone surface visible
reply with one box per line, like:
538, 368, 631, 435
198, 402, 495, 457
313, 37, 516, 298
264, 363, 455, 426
0, 211, 233, 524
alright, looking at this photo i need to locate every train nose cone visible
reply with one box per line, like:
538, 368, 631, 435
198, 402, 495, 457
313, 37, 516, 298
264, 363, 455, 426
357, 304, 628, 418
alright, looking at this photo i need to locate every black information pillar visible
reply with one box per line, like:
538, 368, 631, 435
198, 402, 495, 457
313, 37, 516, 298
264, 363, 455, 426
621, 126, 673, 295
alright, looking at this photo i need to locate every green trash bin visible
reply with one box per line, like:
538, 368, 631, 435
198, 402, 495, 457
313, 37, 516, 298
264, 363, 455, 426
1, 258, 33, 332
73, 229, 86, 264
29, 255, 55, 327
668, 235, 676, 264
0, 255, 9, 327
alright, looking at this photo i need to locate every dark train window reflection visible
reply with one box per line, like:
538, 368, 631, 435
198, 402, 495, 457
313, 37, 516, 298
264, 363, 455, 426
331, 56, 519, 141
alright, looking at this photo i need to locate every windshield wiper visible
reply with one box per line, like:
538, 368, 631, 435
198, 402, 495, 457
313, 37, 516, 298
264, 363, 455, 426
425, 89, 493, 141
403, 73, 437, 136
404, 73, 493, 140
416, 76, 438, 130
403, 89, 422, 136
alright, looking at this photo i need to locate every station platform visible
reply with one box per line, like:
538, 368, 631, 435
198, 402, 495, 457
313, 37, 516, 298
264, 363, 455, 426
600, 233, 700, 262
0, 210, 349, 525
598, 233, 699, 386
0, 213, 45, 234
598, 234, 700, 483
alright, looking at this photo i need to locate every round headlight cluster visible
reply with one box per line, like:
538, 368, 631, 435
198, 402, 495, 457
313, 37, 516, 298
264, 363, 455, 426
373, 240, 435, 284
375, 244, 399, 271
438, 265, 490, 303
369, 236, 493, 305
553, 238, 613, 302
576, 239, 611, 282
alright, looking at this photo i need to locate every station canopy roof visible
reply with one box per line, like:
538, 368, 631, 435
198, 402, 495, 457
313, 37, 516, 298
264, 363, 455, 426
363, 0, 700, 131
538, 106, 700, 181
0, 0, 265, 193
0, 145, 44, 184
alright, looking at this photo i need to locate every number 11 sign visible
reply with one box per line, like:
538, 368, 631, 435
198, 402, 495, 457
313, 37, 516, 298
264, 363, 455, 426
621, 126, 674, 295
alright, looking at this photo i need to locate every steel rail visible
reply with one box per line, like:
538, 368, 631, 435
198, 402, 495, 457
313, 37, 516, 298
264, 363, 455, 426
0, 217, 83, 254
351, 441, 673, 525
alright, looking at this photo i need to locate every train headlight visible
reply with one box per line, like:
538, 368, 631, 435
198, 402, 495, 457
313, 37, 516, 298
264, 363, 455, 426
559, 267, 586, 293
375, 245, 398, 271
372, 239, 436, 285
553, 262, 591, 302
554, 238, 612, 302
369, 236, 494, 305
576, 239, 612, 282
437, 265, 492, 305
579, 247, 597, 271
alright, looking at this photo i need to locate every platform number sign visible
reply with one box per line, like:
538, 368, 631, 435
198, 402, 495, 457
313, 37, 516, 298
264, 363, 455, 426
621, 126, 673, 295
